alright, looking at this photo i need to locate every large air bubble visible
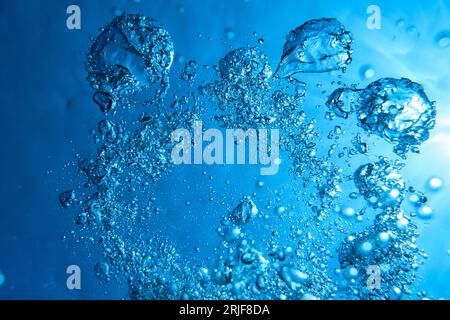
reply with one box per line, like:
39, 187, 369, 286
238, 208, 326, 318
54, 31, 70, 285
275, 18, 352, 77
87, 13, 174, 105
327, 78, 436, 157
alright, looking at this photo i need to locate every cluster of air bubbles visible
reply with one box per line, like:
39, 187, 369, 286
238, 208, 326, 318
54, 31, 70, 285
279, 266, 308, 290
405, 177, 444, 220
358, 78, 435, 157
337, 210, 425, 299
58, 12, 439, 301
224, 28, 235, 40
179, 60, 198, 86
87, 13, 174, 111
407, 186, 428, 208
218, 47, 272, 83
202, 46, 277, 129
354, 158, 405, 209
275, 18, 352, 77
327, 78, 436, 157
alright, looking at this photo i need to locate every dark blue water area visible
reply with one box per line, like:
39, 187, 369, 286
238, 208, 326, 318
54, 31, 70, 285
0, 0, 449, 299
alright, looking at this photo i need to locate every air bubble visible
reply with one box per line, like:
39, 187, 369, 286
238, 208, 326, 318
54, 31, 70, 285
396, 19, 405, 27
275, 18, 352, 77
59, 190, 75, 208
434, 31, 450, 48
417, 206, 433, 219
87, 14, 174, 98
225, 28, 235, 40
426, 176, 443, 192
359, 65, 375, 80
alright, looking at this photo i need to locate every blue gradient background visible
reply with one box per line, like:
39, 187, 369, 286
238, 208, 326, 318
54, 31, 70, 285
0, 0, 449, 299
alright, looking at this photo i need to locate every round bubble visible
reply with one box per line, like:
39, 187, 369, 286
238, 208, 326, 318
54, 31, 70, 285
417, 206, 433, 219
434, 31, 450, 48
359, 65, 375, 80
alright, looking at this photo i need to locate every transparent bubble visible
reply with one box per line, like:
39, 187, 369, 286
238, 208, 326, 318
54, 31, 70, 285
302, 293, 318, 300
347, 267, 358, 278
426, 176, 444, 192
225, 28, 235, 40
97, 120, 117, 142
357, 78, 435, 157
328, 78, 436, 157
417, 206, 433, 219
325, 88, 359, 119
357, 241, 374, 255
341, 206, 356, 218
87, 14, 174, 98
94, 262, 110, 281
275, 18, 352, 77
396, 216, 409, 230
276, 206, 287, 214
209, 46, 277, 129
59, 190, 75, 208
376, 231, 390, 247
224, 196, 258, 225
406, 25, 417, 35
364, 79, 435, 155
396, 19, 405, 27
93, 91, 116, 113
359, 64, 375, 80
434, 31, 450, 48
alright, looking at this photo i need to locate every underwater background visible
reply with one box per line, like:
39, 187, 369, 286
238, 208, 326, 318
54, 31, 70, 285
0, 0, 449, 300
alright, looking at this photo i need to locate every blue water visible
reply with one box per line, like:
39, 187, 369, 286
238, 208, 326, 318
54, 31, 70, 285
1, 0, 450, 300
